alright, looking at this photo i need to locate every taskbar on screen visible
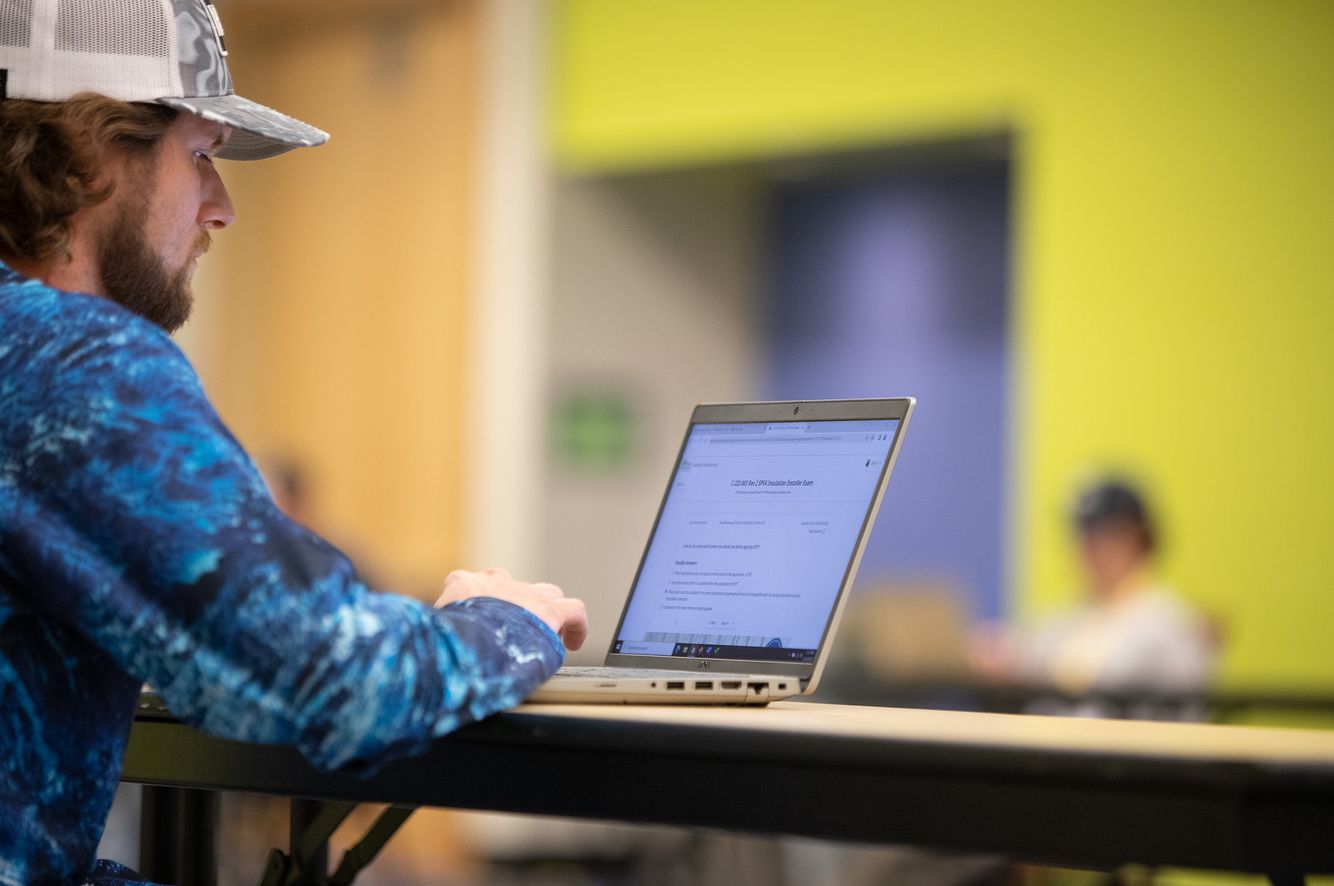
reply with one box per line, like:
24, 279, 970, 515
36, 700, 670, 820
670, 643, 816, 663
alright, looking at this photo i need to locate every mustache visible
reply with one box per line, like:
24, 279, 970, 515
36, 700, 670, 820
193, 230, 212, 259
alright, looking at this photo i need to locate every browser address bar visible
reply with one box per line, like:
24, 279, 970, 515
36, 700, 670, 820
707, 435, 846, 445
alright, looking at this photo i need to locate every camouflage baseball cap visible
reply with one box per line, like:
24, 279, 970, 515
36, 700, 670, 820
0, 0, 328, 160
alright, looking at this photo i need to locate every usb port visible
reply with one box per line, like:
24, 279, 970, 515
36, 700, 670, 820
666, 681, 685, 690
694, 681, 713, 690
721, 681, 742, 690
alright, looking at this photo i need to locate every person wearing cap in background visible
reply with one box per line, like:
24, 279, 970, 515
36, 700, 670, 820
975, 478, 1215, 719
0, 3, 588, 884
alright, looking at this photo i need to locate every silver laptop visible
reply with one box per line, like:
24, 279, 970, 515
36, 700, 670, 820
531, 397, 915, 704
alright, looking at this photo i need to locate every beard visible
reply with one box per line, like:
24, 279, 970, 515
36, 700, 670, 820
96, 194, 210, 334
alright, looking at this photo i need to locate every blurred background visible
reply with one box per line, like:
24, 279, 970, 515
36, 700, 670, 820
126, 0, 1334, 882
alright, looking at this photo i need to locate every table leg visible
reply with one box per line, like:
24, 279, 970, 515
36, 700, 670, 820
290, 798, 331, 881
138, 786, 180, 884
177, 789, 218, 886
138, 786, 217, 886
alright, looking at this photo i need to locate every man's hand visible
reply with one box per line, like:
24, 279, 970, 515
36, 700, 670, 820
435, 567, 589, 651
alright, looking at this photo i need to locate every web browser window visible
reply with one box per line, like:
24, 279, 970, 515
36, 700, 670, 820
613, 418, 901, 662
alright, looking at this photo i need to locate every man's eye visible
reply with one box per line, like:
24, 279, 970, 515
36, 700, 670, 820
195, 151, 214, 164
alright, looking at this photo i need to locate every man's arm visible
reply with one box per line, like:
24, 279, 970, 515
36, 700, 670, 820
437, 567, 588, 651
2, 297, 581, 771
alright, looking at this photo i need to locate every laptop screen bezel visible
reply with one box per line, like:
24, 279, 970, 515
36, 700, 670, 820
600, 397, 915, 684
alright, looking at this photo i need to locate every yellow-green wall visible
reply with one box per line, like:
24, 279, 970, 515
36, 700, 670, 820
549, 0, 1334, 686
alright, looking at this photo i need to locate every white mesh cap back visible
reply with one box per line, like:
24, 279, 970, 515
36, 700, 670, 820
0, 0, 328, 160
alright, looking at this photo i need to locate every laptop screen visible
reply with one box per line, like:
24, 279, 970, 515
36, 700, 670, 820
611, 417, 902, 663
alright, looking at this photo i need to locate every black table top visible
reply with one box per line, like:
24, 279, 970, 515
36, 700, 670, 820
125, 699, 1334, 875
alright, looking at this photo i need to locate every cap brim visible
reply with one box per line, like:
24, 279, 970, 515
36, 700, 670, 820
157, 93, 329, 161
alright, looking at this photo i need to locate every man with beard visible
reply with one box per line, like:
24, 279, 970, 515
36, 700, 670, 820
0, 2, 587, 884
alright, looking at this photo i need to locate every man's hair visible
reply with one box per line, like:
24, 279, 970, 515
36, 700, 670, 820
1073, 477, 1157, 553
0, 93, 178, 264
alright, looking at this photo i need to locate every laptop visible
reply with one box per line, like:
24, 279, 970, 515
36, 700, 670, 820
531, 397, 915, 704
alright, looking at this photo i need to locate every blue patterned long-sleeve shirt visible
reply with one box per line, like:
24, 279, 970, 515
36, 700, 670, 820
0, 260, 565, 885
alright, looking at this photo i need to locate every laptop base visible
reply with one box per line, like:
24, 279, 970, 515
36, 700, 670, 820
530, 668, 795, 704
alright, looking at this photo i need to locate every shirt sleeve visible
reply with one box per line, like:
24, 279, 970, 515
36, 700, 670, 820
1, 300, 564, 772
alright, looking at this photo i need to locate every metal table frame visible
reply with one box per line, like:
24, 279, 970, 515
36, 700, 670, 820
123, 702, 1334, 885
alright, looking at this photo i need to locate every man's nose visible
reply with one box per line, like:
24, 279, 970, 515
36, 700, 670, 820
200, 165, 235, 230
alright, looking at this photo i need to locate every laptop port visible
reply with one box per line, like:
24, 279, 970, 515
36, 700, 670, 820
748, 682, 767, 695
720, 681, 742, 690
666, 681, 685, 690
694, 681, 713, 690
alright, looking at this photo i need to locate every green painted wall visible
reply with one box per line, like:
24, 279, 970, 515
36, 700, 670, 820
550, 0, 1334, 686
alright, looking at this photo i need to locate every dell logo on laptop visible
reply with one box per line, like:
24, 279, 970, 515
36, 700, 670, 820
696, 660, 711, 670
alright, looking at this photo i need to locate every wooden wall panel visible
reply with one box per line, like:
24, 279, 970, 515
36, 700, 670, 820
185, 0, 478, 595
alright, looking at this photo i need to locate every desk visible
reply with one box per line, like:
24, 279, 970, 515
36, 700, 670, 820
124, 701, 1334, 883
810, 671, 1334, 722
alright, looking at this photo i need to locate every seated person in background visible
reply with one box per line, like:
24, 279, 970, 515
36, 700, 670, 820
977, 478, 1214, 718
0, 2, 586, 883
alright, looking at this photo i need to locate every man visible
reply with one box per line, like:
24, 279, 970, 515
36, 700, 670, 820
1020, 479, 1213, 707
973, 479, 1213, 719
0, 2, 587, 884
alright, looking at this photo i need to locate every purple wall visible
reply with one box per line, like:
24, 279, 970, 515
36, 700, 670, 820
764, 167, 1011, 619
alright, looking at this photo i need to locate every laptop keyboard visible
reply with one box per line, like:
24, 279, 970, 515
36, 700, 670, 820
556, 666, 757, 679
136, 688, 175, 719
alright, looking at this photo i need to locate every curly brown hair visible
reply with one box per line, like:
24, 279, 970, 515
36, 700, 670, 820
0, 93, 178, 265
